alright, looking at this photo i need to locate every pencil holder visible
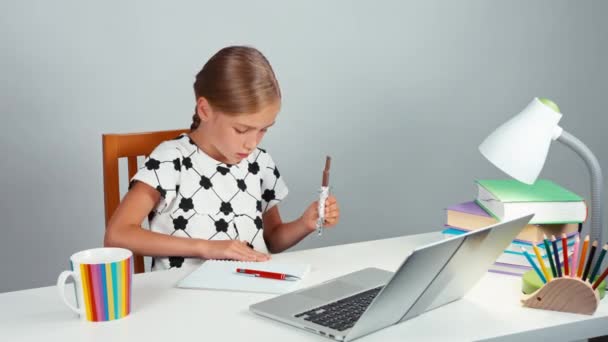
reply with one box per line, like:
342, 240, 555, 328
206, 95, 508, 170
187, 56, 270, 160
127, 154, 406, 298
521, 276, 599, 315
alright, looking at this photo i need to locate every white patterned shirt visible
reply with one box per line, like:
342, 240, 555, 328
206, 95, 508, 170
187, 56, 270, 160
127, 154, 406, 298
131, 133, 288, 270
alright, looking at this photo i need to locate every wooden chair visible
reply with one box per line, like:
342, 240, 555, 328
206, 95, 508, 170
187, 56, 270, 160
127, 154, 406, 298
102, 129, 189, 273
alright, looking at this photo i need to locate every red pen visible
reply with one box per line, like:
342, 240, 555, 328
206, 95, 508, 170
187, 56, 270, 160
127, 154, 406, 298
236, 268, 301, 281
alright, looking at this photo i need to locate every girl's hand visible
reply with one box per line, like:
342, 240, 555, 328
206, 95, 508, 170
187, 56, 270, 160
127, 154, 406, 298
300, 195, 340, 232
198, 240, 271, 261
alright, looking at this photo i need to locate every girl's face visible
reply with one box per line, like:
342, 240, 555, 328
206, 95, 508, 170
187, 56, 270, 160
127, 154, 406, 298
200, 100, 280, 165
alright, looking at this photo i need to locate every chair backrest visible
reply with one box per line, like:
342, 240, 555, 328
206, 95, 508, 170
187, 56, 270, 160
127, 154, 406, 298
102, 129, 189, 273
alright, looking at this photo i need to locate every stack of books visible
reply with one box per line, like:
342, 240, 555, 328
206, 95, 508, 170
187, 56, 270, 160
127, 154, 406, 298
443, 179, 586, 276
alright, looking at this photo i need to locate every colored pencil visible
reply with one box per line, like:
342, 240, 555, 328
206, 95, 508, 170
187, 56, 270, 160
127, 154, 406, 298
590, 243, 608, 283
561, 233, 569, 276
570, 234, 580, 277
592, 264, 608, 290
543, 235, 557, 278
551, 235, 562, 277
583, 240, 598, 282
521, 247, 547, 283
533, 243, 552, 281
577, 235, 590, 278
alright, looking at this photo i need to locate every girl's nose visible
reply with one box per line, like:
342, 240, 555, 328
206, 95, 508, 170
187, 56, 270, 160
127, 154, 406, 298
244, 134, 256, 150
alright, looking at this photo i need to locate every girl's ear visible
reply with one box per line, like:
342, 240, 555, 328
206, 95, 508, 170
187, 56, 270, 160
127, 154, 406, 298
196, 97, 213, 122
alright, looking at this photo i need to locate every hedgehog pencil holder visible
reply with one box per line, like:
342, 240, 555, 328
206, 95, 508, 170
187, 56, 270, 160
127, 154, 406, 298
521, 276, 599, 315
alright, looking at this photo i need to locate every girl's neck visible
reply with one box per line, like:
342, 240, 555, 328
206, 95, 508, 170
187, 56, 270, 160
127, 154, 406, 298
188, 128, 230, 164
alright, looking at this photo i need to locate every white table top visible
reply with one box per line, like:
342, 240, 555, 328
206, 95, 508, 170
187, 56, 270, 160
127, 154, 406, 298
2, 232, 608, 342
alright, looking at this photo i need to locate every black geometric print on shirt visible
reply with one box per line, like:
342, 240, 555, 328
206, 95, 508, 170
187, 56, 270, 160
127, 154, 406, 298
136, 153, 184, 203
247, 215, 263, 243
261, 165, 283, 212
262, 189, 276, 203
233, 221, 240, 239
140, 135, 285, 248
215, 218, 229, 232
206, 217, 234, 240
219, 202, 233, 215
248, 161, 260, 174
169, 256, 185, 268
232, 221, 255, 250
131, 177, 171, 200
145, 158, 160, 170
148, 210, 156, 223
182, 156, 193, 170
233, 222, 252, 250
136, 153, 187, 220
254, 216, 263, 229
179, 197, 194, 212
156, 185, 167, 199
216, 165, 230, 175
196, 176, 210, 191
172, 215, 187, 229
237, 179, 247, 191
171, 213, 194, 237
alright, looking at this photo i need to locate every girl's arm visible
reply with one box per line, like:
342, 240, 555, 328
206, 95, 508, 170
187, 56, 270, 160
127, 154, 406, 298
263, 195, 339, 253
104, 182, 269, 261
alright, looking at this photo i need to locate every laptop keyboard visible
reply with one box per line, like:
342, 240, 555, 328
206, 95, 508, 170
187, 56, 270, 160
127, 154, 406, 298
294, 286, 383, 332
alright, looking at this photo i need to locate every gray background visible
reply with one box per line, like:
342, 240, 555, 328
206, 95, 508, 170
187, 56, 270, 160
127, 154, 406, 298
1, 0, 607, 293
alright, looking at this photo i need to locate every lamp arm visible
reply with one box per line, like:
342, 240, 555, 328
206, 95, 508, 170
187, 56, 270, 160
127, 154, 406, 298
557, 130, 604, 245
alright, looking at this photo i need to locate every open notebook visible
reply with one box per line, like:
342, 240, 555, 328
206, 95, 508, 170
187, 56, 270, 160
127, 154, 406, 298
177, 260, 311, 294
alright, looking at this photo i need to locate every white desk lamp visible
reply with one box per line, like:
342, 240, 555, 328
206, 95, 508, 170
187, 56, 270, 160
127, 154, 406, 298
479, 97, 604, 245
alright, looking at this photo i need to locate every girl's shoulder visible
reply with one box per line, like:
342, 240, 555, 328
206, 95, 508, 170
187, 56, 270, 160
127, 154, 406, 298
151, 133, 196, 158
251, 148, 284, 182
252, 147, 277, 167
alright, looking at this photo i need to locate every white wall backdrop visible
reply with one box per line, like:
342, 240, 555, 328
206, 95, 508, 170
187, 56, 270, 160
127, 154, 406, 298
1, 0, 607, 292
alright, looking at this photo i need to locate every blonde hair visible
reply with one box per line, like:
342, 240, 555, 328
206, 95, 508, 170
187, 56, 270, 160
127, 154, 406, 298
191, 46, 281, 130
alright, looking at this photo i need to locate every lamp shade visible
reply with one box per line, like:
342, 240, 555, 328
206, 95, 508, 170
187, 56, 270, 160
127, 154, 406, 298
479, 98, 563, 184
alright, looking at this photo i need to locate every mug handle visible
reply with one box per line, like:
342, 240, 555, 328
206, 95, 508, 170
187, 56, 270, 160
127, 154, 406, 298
57, 271, 84, 315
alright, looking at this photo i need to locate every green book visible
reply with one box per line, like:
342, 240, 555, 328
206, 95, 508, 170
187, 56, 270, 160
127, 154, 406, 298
475, 179, 587, 224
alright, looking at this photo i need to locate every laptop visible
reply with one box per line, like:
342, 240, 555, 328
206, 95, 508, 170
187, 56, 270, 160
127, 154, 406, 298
250, 214, 534, 341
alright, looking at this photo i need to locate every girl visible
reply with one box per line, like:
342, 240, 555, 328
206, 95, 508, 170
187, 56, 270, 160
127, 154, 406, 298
104, 46, 340, 270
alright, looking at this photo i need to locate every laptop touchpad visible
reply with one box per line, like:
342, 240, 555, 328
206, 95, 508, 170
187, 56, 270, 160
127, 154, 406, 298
300, 281, 367, 302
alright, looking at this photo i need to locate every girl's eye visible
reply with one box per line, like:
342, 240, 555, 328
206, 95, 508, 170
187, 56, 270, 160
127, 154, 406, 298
260, 128, 268, 133
235, 128, 247, 134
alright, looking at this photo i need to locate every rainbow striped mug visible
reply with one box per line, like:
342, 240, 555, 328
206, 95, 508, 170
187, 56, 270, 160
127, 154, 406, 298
57, 248, 133, 322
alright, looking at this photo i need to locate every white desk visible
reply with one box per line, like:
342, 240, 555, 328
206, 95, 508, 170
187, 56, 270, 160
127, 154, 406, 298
2, 232, 608, 341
